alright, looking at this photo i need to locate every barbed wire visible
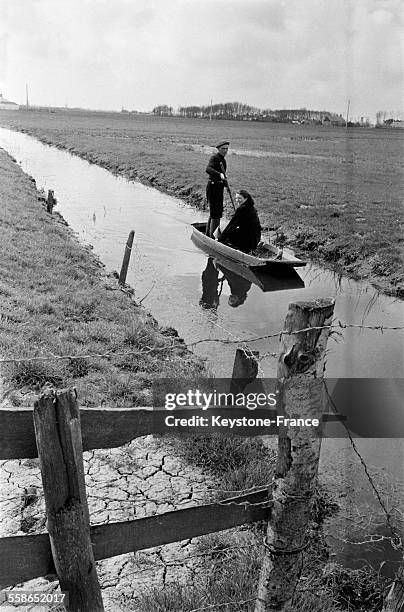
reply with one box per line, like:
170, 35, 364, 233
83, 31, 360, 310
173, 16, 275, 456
0, 344, 177, 365
187, 321, 404, 349
0, 490, 271, 509
0, 321, 402, 365
258, 351, 277, 363
323, 380, 404, 556
0, 479, 269, 500
187, 598, 256, 612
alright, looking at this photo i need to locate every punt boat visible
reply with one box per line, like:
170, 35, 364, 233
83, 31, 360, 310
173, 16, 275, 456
191, 222, 306, 269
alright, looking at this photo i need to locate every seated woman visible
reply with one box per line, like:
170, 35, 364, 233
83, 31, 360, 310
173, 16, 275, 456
218, 190, 261, 253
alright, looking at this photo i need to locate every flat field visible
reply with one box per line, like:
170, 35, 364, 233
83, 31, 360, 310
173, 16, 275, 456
1, 109, 402, 296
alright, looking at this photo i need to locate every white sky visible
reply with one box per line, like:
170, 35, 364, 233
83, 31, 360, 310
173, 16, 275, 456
0, 0, 403, 121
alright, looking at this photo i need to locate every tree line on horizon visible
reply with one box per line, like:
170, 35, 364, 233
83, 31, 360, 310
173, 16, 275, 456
151, 102, 351, 125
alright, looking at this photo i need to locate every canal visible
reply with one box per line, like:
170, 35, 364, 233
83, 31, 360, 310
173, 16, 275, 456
0, 126, 402, 575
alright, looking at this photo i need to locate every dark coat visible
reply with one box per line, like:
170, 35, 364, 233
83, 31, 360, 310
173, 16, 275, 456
219, 201, 261, 253
206, 153, 227, 183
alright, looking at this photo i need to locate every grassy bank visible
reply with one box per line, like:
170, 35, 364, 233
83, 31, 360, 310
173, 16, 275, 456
0, 147, 204, 404
0, 109, 402, 297
132, 433, 389, 611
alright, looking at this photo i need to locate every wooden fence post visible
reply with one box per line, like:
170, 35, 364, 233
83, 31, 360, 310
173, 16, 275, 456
119, 230, 135, 286
46, 190, 56, 214
255, 298, 335, 611
382, 564, 404, 611
230, 347, 259, 394
33, 389, 104, 612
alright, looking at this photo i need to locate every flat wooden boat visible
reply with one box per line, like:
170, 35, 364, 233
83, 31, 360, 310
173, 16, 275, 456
191, 222, 306, 269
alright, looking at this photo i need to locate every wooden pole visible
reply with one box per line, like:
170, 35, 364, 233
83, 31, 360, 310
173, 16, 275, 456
230, 347, 259, 394
255, 298, 335, 612
33, 389, 104, 612
46, 190, 56, 214
119, 230, 135, 286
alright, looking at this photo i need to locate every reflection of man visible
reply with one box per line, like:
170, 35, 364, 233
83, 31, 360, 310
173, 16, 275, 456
205, 141, 229, 238
199, 258, 220, 309
220, 266, 252, 308
199, 258, 252, 310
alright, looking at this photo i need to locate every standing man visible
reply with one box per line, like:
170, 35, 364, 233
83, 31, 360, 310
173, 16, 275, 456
205, 141, 229, 238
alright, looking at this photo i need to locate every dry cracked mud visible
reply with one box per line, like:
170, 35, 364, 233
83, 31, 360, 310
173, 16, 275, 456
0, 435, 219, 611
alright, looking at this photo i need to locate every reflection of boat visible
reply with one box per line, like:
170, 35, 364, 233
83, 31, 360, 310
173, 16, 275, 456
215, 258, 305, 292
200, 258, 253, 310
199, 256, 305, 311
191, 222, 306, 269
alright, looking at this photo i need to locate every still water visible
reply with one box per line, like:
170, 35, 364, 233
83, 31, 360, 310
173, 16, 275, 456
0, 127, 403, 573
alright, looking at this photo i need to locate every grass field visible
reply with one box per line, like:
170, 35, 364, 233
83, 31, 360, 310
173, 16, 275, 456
0, 109, 403, 297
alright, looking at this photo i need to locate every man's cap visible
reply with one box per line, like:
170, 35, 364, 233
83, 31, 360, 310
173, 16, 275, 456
216, 141, 230, 149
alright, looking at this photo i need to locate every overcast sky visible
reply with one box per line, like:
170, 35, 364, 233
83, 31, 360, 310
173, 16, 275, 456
0, 0, 402, 121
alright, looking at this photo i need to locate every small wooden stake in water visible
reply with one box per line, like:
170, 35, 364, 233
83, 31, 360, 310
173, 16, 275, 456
46, 190, 56, 214
119, 230, 135, 286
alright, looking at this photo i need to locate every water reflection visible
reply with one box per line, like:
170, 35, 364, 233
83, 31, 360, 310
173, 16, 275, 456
199, 256, 305, 311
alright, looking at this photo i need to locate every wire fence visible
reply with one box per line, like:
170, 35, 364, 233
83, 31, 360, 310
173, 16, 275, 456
0, 321, 403, 366
323, 379, 404, 558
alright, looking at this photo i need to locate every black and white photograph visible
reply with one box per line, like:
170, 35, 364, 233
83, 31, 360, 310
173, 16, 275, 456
0, 1, 403, 610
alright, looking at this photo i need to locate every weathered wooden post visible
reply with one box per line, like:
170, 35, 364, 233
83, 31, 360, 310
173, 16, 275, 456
230, 347, 259, 394
46, 190, 56, 214
382, 564, 404, 611
119, 230, 135, 286
33, 389, 104, 612
255, 298, 335, 611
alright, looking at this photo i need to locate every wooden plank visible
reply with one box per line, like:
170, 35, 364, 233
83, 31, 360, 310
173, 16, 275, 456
0, 533, 54, 588
91, 488, 271, 561
0, 488, 271, 588
0, 406, 37, 459
0, 406, 155, 459
1, 405, 280, 460
34, 390, 104, 611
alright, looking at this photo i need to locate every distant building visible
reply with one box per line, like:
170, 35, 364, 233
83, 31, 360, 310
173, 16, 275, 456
0, 93, 19, 110
385, 119, 404, 128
